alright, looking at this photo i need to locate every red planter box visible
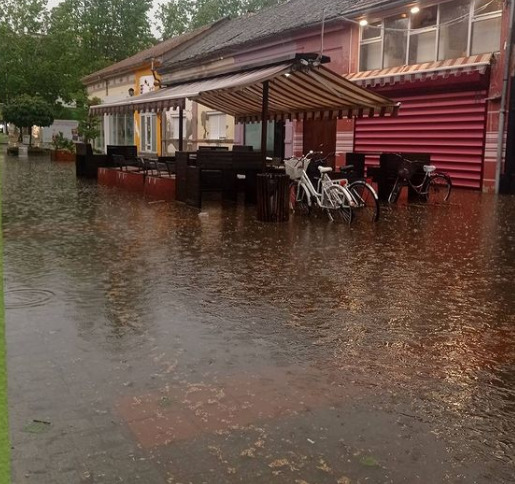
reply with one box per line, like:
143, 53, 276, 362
144, 175, 176, 201
98, 168, 118, 186
50, 150, 76, 162
116, 171, 145, 192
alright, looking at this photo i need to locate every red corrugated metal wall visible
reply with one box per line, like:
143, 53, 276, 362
354, 90, 488, 189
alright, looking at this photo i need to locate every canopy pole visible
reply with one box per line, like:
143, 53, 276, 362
261, 81, 269, 171
178, 105, 184, 152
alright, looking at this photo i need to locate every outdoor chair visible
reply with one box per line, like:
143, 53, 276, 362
111, 154, 126, 171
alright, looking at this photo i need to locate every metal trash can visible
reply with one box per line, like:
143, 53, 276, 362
256, 173, 290, 222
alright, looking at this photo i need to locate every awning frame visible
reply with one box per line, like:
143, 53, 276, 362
90, 56, 400, 168
90, 58, 400, 121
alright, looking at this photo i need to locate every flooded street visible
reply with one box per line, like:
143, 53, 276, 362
3, 152, 515, 483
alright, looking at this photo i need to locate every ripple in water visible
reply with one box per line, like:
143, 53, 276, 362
5, 288, 55, 309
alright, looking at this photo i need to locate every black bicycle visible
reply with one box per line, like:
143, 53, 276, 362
388, 155, 452, 204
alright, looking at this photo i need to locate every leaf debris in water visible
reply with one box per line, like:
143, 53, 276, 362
360, 455, 379, 467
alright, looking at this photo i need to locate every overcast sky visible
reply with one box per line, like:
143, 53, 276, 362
46, 0, 165, 36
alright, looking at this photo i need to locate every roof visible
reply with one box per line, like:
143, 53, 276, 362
90, 60, 399, 122
81, 23, 216, 85
159, 0, 403, 72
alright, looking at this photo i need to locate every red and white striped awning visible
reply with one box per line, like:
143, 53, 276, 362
90, 61, 399, 121
346, 54, 493, 88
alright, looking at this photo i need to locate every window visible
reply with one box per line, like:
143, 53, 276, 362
359, 0, 502, 70
383, 15, 408, 68
167, 114, 186, 140
207, 112, 227, 140
140, 113, 157, 153
474, 0, 502, 15
471, 0, 502, 54
438, 0, 469, 60
109, 114, 134, 146
244, 121, 275, 152
360, 22, 382, 70
408, 6, 437, 64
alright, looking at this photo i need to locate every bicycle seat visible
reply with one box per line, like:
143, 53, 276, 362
339, 165, 354, 173
423, 165, 436, 173
318, 166, 332, 173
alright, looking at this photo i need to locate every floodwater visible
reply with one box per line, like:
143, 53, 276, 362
2, 152, 515, 483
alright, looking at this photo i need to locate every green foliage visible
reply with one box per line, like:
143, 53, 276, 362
3, 95, 54, 130
53, 106, 82, 121
158, 0, 194, 38
0, 0, 48, 35
0, 0, 156, 107
158, 0, 286, 39
77, 96, 102, 144
51, 132, 75, 152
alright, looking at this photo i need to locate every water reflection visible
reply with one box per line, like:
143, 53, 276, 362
2, 154, 515, 480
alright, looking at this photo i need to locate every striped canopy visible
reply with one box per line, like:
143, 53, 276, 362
90, 61, 399, 121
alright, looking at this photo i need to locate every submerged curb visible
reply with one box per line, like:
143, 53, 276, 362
0, 162, 11, 482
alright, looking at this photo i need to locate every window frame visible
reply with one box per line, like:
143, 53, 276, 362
168, 114, 186, 140
206, 111, 227, 140
140, 113, 157, 153
358, 0, 502, 71
359, 22, 384, 71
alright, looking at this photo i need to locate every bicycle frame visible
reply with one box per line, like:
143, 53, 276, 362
388, 155, 451, 204
296, 162, 352, 210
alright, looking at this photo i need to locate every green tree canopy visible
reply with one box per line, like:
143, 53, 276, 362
0, 0, 156, 107
158, 0, 285, 39
3, 95, 55, 144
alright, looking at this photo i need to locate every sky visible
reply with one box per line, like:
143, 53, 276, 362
45, 0, 165, 36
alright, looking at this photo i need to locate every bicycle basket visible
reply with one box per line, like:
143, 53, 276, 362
284, 157, 304, 180
397, 159, 417, 179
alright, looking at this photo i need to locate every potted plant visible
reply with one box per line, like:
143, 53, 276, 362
50, 131, 76, 162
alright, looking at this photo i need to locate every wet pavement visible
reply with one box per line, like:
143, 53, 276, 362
2, 152, 515, 483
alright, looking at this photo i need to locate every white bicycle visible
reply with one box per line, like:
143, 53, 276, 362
285, 152, 354, 223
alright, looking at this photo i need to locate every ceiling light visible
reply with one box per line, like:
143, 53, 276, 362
410, 6, 420, 14
359, 19, 368, 27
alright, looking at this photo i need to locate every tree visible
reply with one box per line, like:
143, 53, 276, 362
2, 95, 54, 145
77, 96, 102, 144
0, 0, 48, 35
158, 0, 286, 40
157, 0, 194, 38
0, 0, 51, 104
1, 0, 157, 108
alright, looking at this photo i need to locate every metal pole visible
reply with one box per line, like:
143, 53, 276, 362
261, 80, 269, 171
178, 105, 184, 152
494, 0, 514, 193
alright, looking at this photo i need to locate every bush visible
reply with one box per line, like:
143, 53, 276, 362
51, 132, 75, 152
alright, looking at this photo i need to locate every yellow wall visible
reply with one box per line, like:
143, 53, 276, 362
133, 68, 163, 155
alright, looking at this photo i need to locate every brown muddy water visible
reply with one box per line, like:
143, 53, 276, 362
2, 153, 515, 483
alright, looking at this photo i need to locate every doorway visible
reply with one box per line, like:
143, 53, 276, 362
303, 119, 337, 168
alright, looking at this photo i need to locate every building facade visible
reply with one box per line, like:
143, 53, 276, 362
85, 0, 513, 191
347, 0, 509, 190
82, 23, 230, 156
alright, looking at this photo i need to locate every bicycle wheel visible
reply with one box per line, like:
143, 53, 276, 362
294, 184, 311, 215
427, 173, 452, 203
348, 180, 380, 222
325, 184, 353, 224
